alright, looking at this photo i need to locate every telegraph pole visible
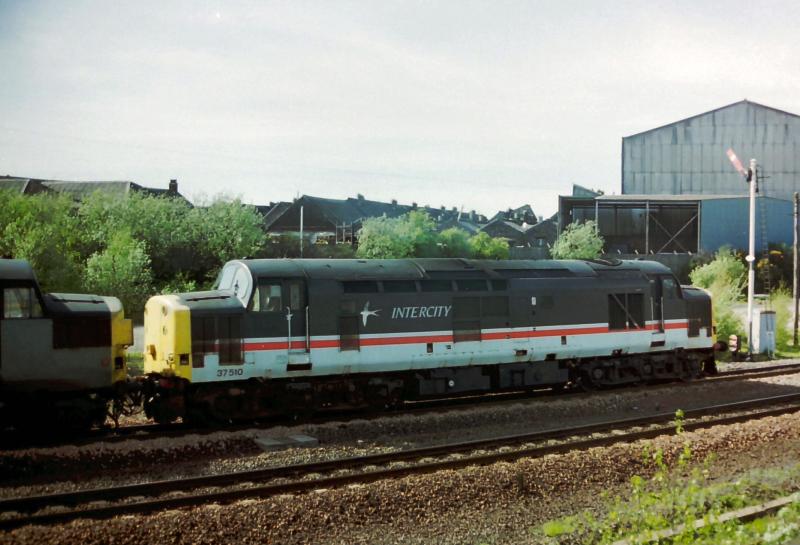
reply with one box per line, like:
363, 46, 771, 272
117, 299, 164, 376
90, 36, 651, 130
794, 192, 799, 345
746, 158, 757, 356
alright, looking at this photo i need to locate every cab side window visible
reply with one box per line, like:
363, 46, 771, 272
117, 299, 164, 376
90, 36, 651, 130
252, 283, 283, 312
3, 287, 43, 319
662, 277, 681, 299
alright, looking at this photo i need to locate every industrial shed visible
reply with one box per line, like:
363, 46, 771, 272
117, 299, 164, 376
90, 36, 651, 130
622, 100, 800, 201
559, 194, 792, 255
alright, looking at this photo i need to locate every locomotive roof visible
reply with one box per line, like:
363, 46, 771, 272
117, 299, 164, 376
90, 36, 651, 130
230, 258, 673, 280
0, 259, 37, 281
43, 293, 123, 316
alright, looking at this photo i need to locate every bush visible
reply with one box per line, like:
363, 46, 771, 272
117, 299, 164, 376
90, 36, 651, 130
0, 191, 84, 292
551, 220, 604, 260
469, 231, 509, 259
689, 248, 745, 342
84, 230, 154, 316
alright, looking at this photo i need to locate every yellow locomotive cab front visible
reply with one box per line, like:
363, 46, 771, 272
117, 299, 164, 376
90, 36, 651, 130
143, 295, 193, 381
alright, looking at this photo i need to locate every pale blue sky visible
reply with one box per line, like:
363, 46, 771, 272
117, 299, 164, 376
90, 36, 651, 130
2, 0, 799, 217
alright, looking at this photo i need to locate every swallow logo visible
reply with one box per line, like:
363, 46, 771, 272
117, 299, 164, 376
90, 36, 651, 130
360, 301, 380, 327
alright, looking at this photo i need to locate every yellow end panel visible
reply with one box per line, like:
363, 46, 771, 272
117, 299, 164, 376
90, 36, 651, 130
110, 313, 133, 384
143, 295, 193, 381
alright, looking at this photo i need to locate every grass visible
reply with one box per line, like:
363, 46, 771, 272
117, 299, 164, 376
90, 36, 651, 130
126, 351, 144, 377
534, 411, 800, 544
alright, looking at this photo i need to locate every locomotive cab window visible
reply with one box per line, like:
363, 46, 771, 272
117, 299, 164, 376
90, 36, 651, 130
661, 276, 681, 299
252, 283, 283, 312
3, 287, 43, 319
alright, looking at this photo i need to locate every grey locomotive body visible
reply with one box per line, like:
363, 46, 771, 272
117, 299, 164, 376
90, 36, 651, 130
143, 258, 715, 423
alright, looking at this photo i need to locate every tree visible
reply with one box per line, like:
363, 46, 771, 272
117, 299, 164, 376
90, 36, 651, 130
84, 230, 154, 316
78, 191, 194, 285
438, 228, 472, 257
469, 231, 509, 259
187, 197, 266, 282
356, 215, 414, 258
0, 190, 84, 292
551, 220, 604, 260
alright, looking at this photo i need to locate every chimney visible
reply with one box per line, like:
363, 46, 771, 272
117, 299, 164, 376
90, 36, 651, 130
469, 210, 476, 220
357, 193, 365, 200
440, 205, 445, 211
391, 199, 397, 206
411, 202, 418, 210
168, 179, 178, 195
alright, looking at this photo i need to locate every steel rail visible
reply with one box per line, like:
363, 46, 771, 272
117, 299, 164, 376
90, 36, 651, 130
2, 392, 800, 530
3, 361, 799, 451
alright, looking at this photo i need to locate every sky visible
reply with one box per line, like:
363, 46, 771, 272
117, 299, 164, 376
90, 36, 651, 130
2, 1, 800, 218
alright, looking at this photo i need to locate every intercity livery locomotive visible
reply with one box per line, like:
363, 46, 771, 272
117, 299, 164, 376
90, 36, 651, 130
142, 258, 716, 424
0, 260, 133, 430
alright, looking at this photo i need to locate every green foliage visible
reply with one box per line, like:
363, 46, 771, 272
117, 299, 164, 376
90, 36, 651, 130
0, 190, 84, 292
689, 247, 745, 342
78, 191, 195, 284
469, 231, 510, 259
356, 215, 415, 258
357, 211, 509, 259
537, 438, 800, 545
84, 230, 154, 315
551, 220, 604, 260
186, 197, 266, 282
438, 228, 472, 257
770, 287, 794, 352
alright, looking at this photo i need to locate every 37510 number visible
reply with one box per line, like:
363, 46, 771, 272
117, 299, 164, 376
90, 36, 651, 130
216, 368, 244, 377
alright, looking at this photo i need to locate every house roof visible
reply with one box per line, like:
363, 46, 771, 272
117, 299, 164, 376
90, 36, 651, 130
1, 175, 187, 201
623, 99, 800, 139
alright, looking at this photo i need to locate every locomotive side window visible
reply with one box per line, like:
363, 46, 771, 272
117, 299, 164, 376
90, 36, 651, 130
608, 293, 644, 330
382, 280, 418, 293
456, 280, 488, 292
289, 282, 302, 310
343, 281, 379, 293
3, 287, 43, 319
420, 279, 452, 292
490, 280, 507, 291
453, 297, 481, 342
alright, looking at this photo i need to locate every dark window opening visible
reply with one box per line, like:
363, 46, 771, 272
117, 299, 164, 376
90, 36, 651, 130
343, 281, 379, 293
252, 282, 282, 312
339, 315, 360, 351
662, 276, 681, 299
420, 279, 452, 292
608, 293, 644, 331
53, 317, 111, 348
456, 279, 488, 292
490, 280, 507, 291
382, 280, 418, 293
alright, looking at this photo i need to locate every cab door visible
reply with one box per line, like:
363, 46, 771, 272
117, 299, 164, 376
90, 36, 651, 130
245, 278, 309, 369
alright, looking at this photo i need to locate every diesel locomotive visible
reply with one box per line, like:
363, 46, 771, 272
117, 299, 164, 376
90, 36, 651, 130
142, 258, 716, 424
0, 260, 133, 431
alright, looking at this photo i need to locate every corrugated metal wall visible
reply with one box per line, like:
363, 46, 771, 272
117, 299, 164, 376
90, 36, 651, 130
623, 101, 800, 201
699, 197, 792, 253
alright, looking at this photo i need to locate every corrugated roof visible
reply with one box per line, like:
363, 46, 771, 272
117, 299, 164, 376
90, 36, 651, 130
623, 99, 800, 139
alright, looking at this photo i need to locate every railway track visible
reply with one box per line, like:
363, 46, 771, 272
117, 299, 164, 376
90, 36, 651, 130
2, 391, 800, 530
2, 360, 800, 451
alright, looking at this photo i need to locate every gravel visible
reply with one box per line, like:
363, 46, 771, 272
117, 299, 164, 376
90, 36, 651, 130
4, 368, 800, 485
5, 405, 800, 544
